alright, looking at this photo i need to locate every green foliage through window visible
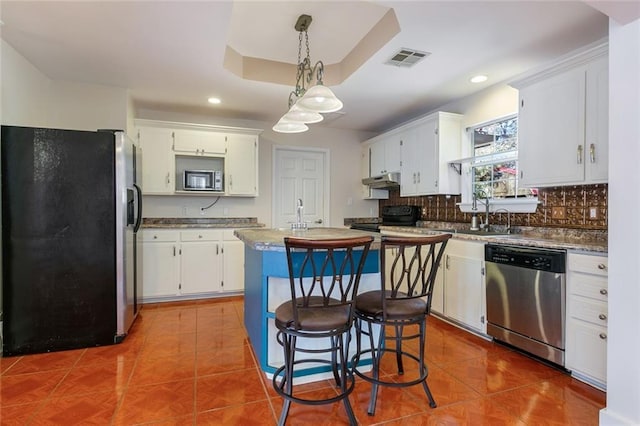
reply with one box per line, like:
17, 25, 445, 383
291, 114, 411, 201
471, 116, 535, 199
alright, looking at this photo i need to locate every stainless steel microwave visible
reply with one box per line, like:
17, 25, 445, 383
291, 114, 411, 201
183, 170, 222, 191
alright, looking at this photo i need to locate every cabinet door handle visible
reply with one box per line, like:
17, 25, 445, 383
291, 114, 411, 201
590, 143, 596, 163
173, 246, 176, 256
600, 288, 608, 295
166, 172, 170, 185
597, 263, 606, 270
599, 333, 607, 340
577, 145, 583, 164
229, 175, 233, 187
417, 172, 420, 183
216, 244, 219, 255
445, 254, 450, 270
598, 313, 607, 321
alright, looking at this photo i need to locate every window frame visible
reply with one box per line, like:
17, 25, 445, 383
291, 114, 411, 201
457, 114, 539, 214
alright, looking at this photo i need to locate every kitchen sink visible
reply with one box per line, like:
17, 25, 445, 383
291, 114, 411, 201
435, 228, 513, 237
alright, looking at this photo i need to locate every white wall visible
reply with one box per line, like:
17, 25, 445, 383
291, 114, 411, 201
437, 83, 519, 132
600, 17, 640, 426
1, 39, 131, 131
136, 108, 378, 227
1, 40, 51, 126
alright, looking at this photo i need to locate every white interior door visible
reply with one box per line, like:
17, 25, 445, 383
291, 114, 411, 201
273, 147, 328, 229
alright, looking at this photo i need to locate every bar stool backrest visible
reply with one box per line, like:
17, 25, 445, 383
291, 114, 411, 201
284, 236, 374, 331
380, 234, 451, 318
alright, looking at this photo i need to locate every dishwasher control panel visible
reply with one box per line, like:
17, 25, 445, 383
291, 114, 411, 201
485, 244, 566, 273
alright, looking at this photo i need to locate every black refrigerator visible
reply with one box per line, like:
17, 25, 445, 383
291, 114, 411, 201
1, 126, 142, 356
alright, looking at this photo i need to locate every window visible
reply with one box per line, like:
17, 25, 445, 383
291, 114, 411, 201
470, 115, 535, 199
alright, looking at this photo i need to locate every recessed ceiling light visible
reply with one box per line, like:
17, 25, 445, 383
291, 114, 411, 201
470, 75, 488, 83
207, 97, 221, 104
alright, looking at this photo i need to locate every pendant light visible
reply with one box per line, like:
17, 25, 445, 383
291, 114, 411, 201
272, 14, 343, 133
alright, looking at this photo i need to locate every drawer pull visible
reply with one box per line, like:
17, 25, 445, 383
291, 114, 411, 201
597, 263, 606, 270
598, 313, 607, 321
153, 235, 158, 239
198, 235, 203, 239
599, 333, 607, 340
600, 289, 608, 295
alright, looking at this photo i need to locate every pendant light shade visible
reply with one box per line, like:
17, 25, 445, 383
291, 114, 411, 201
297, 84, 344, 113
272, 119, 309, 134
282, 103, 324, 124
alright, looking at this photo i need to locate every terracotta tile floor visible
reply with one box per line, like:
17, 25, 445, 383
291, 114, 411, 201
0, 297, 606, 425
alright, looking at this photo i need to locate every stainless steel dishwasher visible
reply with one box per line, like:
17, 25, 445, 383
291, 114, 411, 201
485, 244, 567, 366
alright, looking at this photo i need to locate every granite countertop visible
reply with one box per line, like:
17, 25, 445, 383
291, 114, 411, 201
380, 225, 607, 254
234, 227, 382, 251
142, 217, 265, 229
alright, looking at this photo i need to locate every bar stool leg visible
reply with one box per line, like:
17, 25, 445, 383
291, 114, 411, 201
395, 324, 404, 375
277, 334, 296, 426
367, 321, 385, 416
418, 321, 437, 408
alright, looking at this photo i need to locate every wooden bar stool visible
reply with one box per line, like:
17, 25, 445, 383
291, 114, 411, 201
351, 233, 451, 416
273, 235, 374, 425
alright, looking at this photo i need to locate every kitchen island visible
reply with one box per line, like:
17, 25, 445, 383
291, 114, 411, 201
234, 227, 380, 382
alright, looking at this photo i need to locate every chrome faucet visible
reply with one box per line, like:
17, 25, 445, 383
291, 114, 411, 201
292, 198, 307, 230
472, 190, 490, 231
494, 208, 511, 234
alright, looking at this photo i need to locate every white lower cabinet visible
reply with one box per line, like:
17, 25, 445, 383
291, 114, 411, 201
379, 231, 483, 329
442, 239, 486, 333
430, 261, 445, 315
566, 252, 608, 390
140, 230, 180, 298
141, 228, 244, 301
180, 230, 223, 295
221, 230, 245, 292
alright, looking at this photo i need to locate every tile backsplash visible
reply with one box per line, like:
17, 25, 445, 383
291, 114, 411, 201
379, 184, 608, 230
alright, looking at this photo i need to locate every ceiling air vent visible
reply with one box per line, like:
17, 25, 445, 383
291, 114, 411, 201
385, 48, 431, 67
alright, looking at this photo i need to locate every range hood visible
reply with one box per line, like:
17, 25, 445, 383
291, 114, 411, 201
362, 172, 400, 189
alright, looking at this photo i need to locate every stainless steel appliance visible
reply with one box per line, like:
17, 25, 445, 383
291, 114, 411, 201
350, 205, 421, 233
362, 172, 400, 189
1, 126, 142, 355
485, 244, 566, 366
183, 169, 222, 191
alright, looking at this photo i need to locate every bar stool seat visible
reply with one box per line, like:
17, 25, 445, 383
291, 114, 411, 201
272, 235, 374, 426
275, 296, 351, 331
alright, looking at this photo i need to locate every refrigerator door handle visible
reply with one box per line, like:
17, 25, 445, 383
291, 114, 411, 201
133, 183, 143, 233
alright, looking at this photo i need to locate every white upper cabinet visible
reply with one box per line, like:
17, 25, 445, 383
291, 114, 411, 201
173, 128, 226, 156
400, 111, 462, 196
134, 119, 261, 197
135, 126, 175, 195
513, 44, 608, 187
369, 135, 402, 176
360, 143, 389, 200
585, 56, 609, 183
226, 133, 259, 196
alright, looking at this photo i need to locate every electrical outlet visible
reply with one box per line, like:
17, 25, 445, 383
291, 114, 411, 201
589, 206, 599, 220
551, 207, 566, 219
